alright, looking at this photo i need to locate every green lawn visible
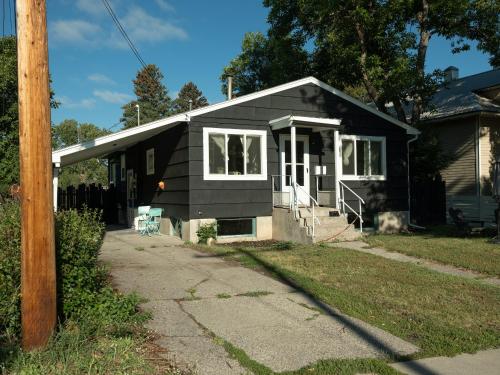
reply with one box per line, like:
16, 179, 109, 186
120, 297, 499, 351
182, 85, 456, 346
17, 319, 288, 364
364, 226, 500, 277
193, 241, 500, 370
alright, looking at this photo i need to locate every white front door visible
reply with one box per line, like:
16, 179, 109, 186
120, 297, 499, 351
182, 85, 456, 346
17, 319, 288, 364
280, 134, 310, 206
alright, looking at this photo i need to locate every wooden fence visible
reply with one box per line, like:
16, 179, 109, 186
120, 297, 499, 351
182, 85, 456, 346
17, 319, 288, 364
410, 176, 446, 226
58, 184, 118, 223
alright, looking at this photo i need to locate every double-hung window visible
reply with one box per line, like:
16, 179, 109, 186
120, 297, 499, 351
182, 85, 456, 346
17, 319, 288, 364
340, 135, 386, 180
203, 127, 267, 180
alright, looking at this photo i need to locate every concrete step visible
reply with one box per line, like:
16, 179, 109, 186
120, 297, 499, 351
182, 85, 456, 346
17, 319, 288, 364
302, 215, 348, 228
314, 225, 363, 242
298, 207, 340, 218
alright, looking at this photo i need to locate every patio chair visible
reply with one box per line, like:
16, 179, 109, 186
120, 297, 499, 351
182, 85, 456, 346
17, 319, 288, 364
145, 208, 163, 235
137, 205, 151, 235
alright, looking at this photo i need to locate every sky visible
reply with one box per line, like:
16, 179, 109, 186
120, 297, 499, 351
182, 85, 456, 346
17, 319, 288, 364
8, 0, 495, 130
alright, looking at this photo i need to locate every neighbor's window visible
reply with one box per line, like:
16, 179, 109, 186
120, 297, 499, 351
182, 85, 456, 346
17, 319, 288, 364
204, 128, 267, 180
340, 135, 386, 179
146, 148, 155, 175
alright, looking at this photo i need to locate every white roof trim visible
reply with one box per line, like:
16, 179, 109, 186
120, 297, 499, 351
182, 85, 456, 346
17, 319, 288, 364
269, 115, 342, 130
53, 76, 419, 166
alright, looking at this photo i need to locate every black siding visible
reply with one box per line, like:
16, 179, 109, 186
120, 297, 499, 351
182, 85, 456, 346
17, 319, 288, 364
188, 84, 409, 220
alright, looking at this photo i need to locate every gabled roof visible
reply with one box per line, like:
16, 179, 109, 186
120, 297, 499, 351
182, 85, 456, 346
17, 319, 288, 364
52, 76, 419, 167
422, 69, 500, 121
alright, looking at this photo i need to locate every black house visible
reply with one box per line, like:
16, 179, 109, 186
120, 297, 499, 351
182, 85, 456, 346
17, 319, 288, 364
52, 77, 420, 243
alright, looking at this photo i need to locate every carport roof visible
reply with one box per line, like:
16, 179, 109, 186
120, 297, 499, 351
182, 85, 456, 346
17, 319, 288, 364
52, 76, 419, 167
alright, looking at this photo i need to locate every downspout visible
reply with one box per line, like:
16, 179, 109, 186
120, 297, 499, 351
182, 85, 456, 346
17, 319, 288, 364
407, 133, 424, 229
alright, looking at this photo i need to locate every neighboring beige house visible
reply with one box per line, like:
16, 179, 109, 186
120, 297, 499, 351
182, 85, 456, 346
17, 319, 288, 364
422, 67, 499, 225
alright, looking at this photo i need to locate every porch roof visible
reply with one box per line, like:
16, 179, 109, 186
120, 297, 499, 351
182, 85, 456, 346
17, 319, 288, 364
269, 115, 342, 131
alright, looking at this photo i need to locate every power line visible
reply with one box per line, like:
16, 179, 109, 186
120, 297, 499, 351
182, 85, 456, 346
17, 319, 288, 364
100, 0, 147, 69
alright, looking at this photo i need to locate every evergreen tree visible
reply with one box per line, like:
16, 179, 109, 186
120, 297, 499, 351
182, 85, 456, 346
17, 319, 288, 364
173, 81, 208, 113
121, 64, 172, 129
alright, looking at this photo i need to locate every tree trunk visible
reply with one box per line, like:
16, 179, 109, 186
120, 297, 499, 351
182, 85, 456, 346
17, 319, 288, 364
411, 0, 431, 124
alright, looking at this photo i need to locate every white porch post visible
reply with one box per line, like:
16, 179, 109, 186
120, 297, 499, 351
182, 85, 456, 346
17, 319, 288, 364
53, 162, 60, 212
334, 130, 341, 209
291, 125, 296, 186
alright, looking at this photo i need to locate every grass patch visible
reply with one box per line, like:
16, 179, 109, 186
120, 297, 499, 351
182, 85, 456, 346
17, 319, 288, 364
238, 290, 273, 297
0, 314, 186, 375
218, 335, 399, 375
135, 246, 145, 251
365, 225, 500, 277
195, 242, 500, 358
216, 293, 232, 299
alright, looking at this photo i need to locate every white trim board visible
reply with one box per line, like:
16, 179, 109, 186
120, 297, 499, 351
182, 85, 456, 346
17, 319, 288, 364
202, 127, 268, 181
52, 76, 419, 167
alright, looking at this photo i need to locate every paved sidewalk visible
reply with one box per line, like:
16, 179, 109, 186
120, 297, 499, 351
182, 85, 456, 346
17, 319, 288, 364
390, 348, 500, 375
329, 241, 500, 287
100, 229, 418, 374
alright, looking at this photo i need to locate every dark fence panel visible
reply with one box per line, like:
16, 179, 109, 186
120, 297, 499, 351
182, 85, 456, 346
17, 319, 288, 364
58, 183, 118, 224
410, 176, 446, 226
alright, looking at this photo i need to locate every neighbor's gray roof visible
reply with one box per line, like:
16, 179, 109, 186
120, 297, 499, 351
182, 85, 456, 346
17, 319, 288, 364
421, 69, 500, 121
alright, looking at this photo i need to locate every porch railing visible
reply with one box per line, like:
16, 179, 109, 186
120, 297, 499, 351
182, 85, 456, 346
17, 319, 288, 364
271, 174, 320, 238
292, 181, 320, 238
315, 175, 336, 207
271, 174, 292, 208
339, 180, 365, 232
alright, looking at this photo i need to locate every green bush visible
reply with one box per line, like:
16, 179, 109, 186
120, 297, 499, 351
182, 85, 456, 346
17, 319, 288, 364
0, 201, 21, 340
0, 203, 142, 344
196, 222, 217, 244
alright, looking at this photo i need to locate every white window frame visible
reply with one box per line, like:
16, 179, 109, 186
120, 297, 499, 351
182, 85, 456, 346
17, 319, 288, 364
339, 135, 387, 181
146, 148, 155, 175
203, 127, 268, 181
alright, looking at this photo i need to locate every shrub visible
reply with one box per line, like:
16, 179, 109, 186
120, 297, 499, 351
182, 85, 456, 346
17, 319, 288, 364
196, 222, 217, 244
0, 204, 142, 344
0, 201, 21, 340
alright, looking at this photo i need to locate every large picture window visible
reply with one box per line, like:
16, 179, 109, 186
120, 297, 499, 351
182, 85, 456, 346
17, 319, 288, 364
340, 135, 386, 180
203, 127, 267, 180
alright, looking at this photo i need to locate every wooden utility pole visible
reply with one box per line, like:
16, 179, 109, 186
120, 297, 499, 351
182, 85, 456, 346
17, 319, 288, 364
16, 0, 57, 350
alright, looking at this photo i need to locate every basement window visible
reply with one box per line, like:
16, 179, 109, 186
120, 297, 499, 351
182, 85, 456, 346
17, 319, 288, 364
217, 218, 256, 237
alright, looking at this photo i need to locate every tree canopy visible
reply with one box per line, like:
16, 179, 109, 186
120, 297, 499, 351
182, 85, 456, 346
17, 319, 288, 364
172, 81, 208, 113
0, 36, 59, 192
220, 31, 309, 97
52, 119, 111, 188
223, 1, 499, 125
121, 64, 172, 129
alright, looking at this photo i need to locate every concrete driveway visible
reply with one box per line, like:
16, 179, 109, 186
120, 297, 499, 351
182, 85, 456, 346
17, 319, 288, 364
100, 228, 418, 374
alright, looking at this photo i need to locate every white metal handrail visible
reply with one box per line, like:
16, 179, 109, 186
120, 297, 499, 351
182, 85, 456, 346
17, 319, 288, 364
292, 181, 320, 238
339, 180, 365, 232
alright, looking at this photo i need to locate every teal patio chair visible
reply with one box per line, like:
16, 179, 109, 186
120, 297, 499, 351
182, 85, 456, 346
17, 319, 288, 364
145, 208, 163, 235
137, 205, 151, 235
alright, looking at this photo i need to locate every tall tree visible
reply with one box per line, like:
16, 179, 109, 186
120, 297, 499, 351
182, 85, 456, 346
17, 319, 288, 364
0, 36, 58, 192
121, 64, 172, 129
52, 119, 111, 188
172, 82, 208, 113
263, 0, 500, 125
220, 32, 309, 96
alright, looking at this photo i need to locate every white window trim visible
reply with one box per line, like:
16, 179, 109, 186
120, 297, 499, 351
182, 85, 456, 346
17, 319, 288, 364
339, 135, 387, 181
146, 148, 155, 175
203, 127, 268, 181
